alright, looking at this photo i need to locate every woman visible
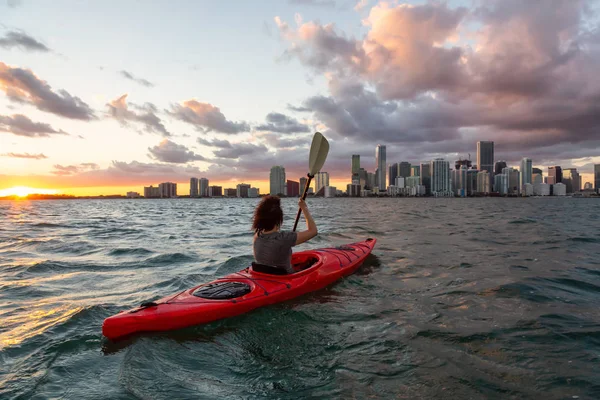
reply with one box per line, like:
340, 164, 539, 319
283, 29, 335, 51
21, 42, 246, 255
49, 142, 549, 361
252, 195, 317, 274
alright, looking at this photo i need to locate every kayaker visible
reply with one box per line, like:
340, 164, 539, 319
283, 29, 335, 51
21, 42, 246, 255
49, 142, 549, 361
252, 195, 317, 274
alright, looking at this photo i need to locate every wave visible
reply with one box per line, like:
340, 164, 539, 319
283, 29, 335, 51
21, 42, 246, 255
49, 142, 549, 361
108, 247, 154, 256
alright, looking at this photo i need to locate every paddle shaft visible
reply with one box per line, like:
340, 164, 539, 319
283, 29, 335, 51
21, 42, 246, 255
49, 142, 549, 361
292, 174, 313, 232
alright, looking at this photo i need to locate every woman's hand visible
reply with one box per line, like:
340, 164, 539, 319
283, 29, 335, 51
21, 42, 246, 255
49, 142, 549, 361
298, 198, 308, 211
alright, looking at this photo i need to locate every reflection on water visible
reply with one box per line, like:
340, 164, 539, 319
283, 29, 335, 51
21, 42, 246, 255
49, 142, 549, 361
1, 198, 600, 399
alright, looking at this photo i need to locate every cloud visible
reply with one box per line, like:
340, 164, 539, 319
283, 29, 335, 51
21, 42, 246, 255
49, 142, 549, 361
289, 0, 336, 7
274, 1, 600, 165
107, 94, 170, 136
51, 163, 98, 176
354, 0, 368, 11
196, 136, 269, 159
0, 114, 68, 137
169, 100, 250, 134
1, 152, 47, 159
0, 31, 50, 52
148, 139, 207, 163
7, 0, 22, 8
119, 70, 154, 88
255, 112, 310, 133
0, 62, 95, 120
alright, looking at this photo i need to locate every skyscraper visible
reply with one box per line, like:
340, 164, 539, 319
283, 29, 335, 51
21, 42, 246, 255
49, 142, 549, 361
299, 176, 309, 195
398, 162, 411, 178
199, 178, 209, 197
494, 161, 507, 176
388, 163, 398, 187
477, 141, 494, 189
286, 180, 300, 197
430, 159, 451, 196
237, 183, 251, 198
503, 167, 520, 195
563, 168, 580, 193
477, 171, 491, 194
159, 182, 177, 198
595, 164, 600, 190
376, 145, 386, 191
352, 155, 360, 175
520, 158, 533, 189
315, 172, 329, 193
548, 166, 562, 184
420, 162, 431, 195
270, 166, 286, 195
411, 165, 420, 177
190, 177, 199, 197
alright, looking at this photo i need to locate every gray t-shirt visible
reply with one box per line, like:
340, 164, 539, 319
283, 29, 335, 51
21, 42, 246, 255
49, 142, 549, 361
253, 230, 298, 274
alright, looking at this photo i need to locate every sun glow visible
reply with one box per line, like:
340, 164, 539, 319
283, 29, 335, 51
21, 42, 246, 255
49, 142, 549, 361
0, 186, 59, 197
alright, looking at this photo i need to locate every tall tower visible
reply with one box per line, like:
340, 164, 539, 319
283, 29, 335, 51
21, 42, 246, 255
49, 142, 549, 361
270, 166, 286, 195
477, 141, 494, 189
315, 172, 330, 193
548, 166, 562, 185
595, 164, 600, 190
351, 155, 360, 175
190, 177, 199, 197
388, 163, 398, 187
520, 158, 532, 189
375, 145, 386, 191
199, 178, 209, 197
430, 159, 451, 195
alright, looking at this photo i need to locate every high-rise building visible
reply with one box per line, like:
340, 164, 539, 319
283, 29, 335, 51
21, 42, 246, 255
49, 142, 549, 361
532, 167, 543, 176
548, 166, 562, 184
477, 141, 494, 189
237, 183, 251, 198
411, 165, 420, 177
477, 171, 491, 194
494, 161, 507, 176
494, 174, 507, 195
208, 185, 222, 197
520, 158, 533, 189
190, 177, 199, 197
502, 167, 520, 195
270, 166, 286, 195
315, 172, 330, 193
455, 159, 472, 170
388, 163, 398, 188
532, 173, 543, 184
584, 182, 593, 190
395, 177, 405, 188
299, 176, 309, 195
376, 145, 386, 191
553, 182, 567, 196
430, 159, 451, 196
248, 187, 260, 198
286, 180, 300, 197
224, 188, 237, 197
420, 162, 431, 195
595, 164, 600, 190
358, 168, 367, 188
563, 168, 580, 193
158, 182, 177, 198
199, 178, 209, 197
143, 185, 161, 198
347, 183, 361, 197
398, 162, 411, 178
367, 172, 376, 190
352, 155, 360, 175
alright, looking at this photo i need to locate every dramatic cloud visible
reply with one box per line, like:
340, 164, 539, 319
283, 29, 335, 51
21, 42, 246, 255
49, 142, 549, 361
107, 94, 170, 136
169, 100, 250, 134
1, 152, 47, 159
51, 163, 98, 176
197, 137, 269, 159
275, 0, 600, 165
0, 114, 68, 137
148, 139, 207, 163
0, 31, 50, 52
0, 63, 95, 120
255, 112, 310, 133
119, 70, 154, 88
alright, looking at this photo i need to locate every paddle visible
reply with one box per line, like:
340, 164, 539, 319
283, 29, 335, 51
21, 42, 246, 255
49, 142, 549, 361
292, 132, 329, 232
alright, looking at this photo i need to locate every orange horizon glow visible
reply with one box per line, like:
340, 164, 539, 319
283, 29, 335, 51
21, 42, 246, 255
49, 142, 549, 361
0, 186, 59, 197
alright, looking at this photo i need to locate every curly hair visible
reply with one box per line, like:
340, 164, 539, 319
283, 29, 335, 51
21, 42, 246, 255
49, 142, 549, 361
252, 195, 283, 233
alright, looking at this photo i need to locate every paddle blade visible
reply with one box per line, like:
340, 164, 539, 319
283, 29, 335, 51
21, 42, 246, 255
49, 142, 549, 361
308, 132, 329, 176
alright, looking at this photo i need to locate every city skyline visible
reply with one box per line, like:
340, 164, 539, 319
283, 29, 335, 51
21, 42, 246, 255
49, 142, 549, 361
1, 1, 600, 197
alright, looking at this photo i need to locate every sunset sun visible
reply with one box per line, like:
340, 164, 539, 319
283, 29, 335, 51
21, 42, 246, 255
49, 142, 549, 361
0, 187, 58, 198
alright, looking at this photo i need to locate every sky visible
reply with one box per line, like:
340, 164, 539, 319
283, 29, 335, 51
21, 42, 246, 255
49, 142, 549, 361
1, 0, 599, 196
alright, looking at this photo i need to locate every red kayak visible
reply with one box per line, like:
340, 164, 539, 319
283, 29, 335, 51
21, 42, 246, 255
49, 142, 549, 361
102, 238, 376, 340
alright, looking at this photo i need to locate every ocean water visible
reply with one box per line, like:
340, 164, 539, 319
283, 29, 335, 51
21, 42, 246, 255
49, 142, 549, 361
1, 197, 599, 399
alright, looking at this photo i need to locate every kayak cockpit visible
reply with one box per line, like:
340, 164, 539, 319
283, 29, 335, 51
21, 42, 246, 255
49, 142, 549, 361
250, 253, 322, 277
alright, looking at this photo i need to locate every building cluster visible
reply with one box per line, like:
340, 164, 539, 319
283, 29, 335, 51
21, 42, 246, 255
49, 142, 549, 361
268, 166, 329, 197
188, 178, 260, 198
344, 142, 600, 198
